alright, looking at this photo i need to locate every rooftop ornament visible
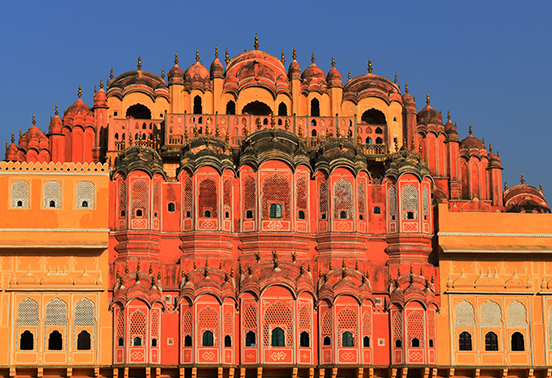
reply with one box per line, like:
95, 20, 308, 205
368, 58, 373, 74
254, 33, 259, 50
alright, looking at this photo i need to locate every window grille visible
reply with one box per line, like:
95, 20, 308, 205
11, 180, 30, 208
507, 301, 526, 328
153, 182, 160, 215
427, 310, 435, 341
407, 311, 424, 347
459, 331, 472, 351
198, 307, 219, 346
297, 176, 308, 212
319, 180, 328, 218
402, 185, 418, 219
76, 181, 95, 209
455, 301, 476, 327
17, 298, 38, 326
362, 310, 372, 336
485, 331, 499, 351
199, 178, 218, 218
184, 178, 192, 217
131, 179, 149, 218
74, 299, 94, 326
337, 307, 357, 347
358, 182, 366, 215
423, 187, 429, 214
151, 311, 160, 340
321, 311, 332, 336
263, 301, 293, 347
44, 181, 62, 209
393, 311, 402, 345
182, 310, 192, 338
129, 310, 146, 346
116, 311, 124, 339
262, 174, 291, 220
223, 179, 232, 209
119, 181, 127, 215
224, 310, 233, 336
549, 307, 552, 350
334, 179, 353, 220
244, 304, 257, 331
244, 176, 256, 218
45, 298, 67, 326
299, 303, 311, 330
481, 301, 502, 327
389, 185, 397, 215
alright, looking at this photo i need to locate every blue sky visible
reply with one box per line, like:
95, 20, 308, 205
0, 1, 550, 195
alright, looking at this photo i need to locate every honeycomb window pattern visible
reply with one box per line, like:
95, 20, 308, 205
299, 303, 311, 331
319, 180, 329, 218
74, 299, 94, 326
358, 181, 366, 215
321, 311, 332, 336
296, 176, 308, 213
198, 306, 219, 346
17, 297, 38, 326
455, 301, 476, 328
184, 178, 193, 217
423, 186, 429, 214
244, 304, 257, 332
402, 184, 418, 220
362, 310, 372, 336
198, 178, 218, 218
548, 307, 552, 350
407, 311, 424, 346
116, 311, 124, 340
480, 301, 502, 327
223, 179, 232, 209
262, 301, 293, 347
337, 307, 358, 347
507, 301, 527, 329
333, 179, 353, 220
427, 310, 435, 341
119, 181, 127, 215
389, 185, 397, 216
131, 179, 149, 218
151, 311, 160, 340
182, 310, 192, 337
129, 310, 147, 346
45, 298, 67, 326
224, 310, 233, 336
262, 174, 291, 220
153, 182, 160, 215
243, 176, 256, 217
43, 181, 62, 209
76, 181, 95, 209
393, 312, 402, 344
11, 180, 30, 208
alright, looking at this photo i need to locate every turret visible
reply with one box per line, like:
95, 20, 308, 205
93, 78, 108, 162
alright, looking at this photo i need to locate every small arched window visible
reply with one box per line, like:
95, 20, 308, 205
81, 201, 88, 208
429, 339, 434, 347
246, 210, 253, 219
224, 335, 232, 347
278, 102, 287, 116
118, 337, 124, 347
49, 200, 56, 208
269, 203, 282, 218
225, 211, 230, 219
366, 137, 372, 144
407, 211, 414, 219
312, 129, 317, 137
152, 338, 158, 347
374, 206, 381, 214
375, 127, 383, 134
77, 330, 91, 350
375, 137, 383, 144
411, 337, 420, 347
363, 336, 370, 347
193, 96, 203, 114
311, 120, 317, 127
485, 332, 498, 351
115, 133, 119, 140
310, 98, 320, 117
17, 200, 23, 207
204, 210, 211, 218
459, 331, 472, 351
511, 332, 524, 351
300, 331, 310, 347
342, 331, 354, 347
298, 210, 305, 220
395, 339, 402, 348
20, 330, 34, 350
184, 335, 192, 347
340, 210, 347, 219
226, 101, 236, 115
323, 336, 331, 346
271, 327, 285, 347
202, 330, 214, 347
133, 337, 142, 346
245, 331, 256, 347
168, 203, 175, 212
48, 330, 63, 350
136, 209, 143, 217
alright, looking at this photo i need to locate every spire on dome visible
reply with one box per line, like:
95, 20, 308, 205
55, 104, 59, 116
469, 124, 472, 135
292, 46, 297, 60
78, 85, 82, 99
521, 173, 525, 185
447, 110, 451, 121
11, 132, 14, 143
94, 85, 97, 94
489, 143, 493, 152
348, 70, 351, 80
540, 183, 543, 192
504, 181, 508, 190
405, 82, 409, 93
225, 49, 229, 65
394, 73, 397, 84
368, 58, 372, 73
100, 77, 104, 89
254, 33, 259, 50
161, 68, 165, 79
32, 113, 36, 126
311, 52, 315, 64
215, 46, 219, 59
281, 50, 285, 65
110, 67, 113, 81
426, 92, 430, 105
174, 53, 179, 65
137, 56, 142, 70
195, 49, 199, 63
331, 56, 335, 68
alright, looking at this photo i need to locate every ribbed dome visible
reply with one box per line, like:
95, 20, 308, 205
288, 60, 301, 79
94, 88, 107, 108
417, 104, 442, 125
327, 65, 342, 88
110, 70, 166, 90
301, 62, 326, 82
48, 114, 63, 134
184, 61, 210, 82
64, 97, 94, 129
210, 57, 224, 79
444, 120, 459, 141
168, 64, 184, 85
461, 134, 484, 150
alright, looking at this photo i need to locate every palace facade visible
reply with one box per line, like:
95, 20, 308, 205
1, 38, 551, 378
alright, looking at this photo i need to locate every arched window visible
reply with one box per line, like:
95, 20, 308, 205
245, 331, 256, 347
11, 180, 30, 209
311, 129, 317, 137
311, 120, 317, 126
300, 331, 310, 347
269, 203, 282, 218
193, 96, 203, 114
118, 338, 124, 347
246, 210, 253, 219
511, 332, 524, 351
242, 101, 271, 115
363, 336, 370, 347
76, 181, 94, 209
375, 137, 383, 144
224, 335, 232, 347
278, 102, 287, 116
485, 332, 498, 351
310, 98, 320, 117
411, 337, 420, 347
184, 335, 192, 347
136, 209, 143, 217
202, 330, 214, 347
342, 331, 354, 347
204, 210, 211, 218
225, 211, 230, 219
77, 330, 91, 350
298, 210, 305, 219
366, 137, 372, 144
20, 331, 34, 350
429, 339, 434, 347
395, 339, 402, 348
126, 104, 151, 119
44, 181, 62, 209
361, 109, 386, 124
271, 327, 285, 347
340, 210, 347, 219
226, 101, 236, 115
133, 337, 142, 346
152, 338, 158, 347
48, 330, 63, 350
375, 127, 383, 134
323, 336, 331, 346
168, 203, 175, 212
374, 206, 381, 214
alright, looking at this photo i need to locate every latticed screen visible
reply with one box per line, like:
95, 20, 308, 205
402, 185, 418, 219
362, 310, 371, 336
337, 307, 358, 346
224, 310, 233, 336
45, 298, 67, 326
299, 303, 311, 331
261, 174, 291, 220
243, 176, 256, 217
296, 176, 308, 213
262, 301, 293, 347
480, 301, 501, 327
358, 181, 366, 215
198, 178, 218, 217
44, 181, 62, 209
319, 180, 328, 218
321, 311, 332, 336
393, 312, 402, 344
76, 181, 95, 209
11, 180, 30, 208
423, 187, 429, 214
116, 312, 124, 339
427, 310, 435, 341
389, 185, 397, 216
455, 301, 476, 327
334, 179, 353, 219
198, 307, 219, 346
223, 179, 232, 209
17, 298, 38, 326
151, 311, 160, 339
131, 179, 149, 218
507, 301, 526, 328
153, 182, 160, 215
119, 181, 127, 215
184, 178, 193, 217
129, 310, 147, 345
244, 304, 257, 332
407, 311, 424, 346
74, 299, 94, 326
182, 310, 192, 336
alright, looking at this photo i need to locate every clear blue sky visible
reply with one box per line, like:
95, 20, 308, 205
0, 1, 550, 196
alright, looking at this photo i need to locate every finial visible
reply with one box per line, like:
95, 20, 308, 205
174, 53, 178, 65
19, 128, 21, 138
497, 150, 500, 158
394, 72, 397, 84
161, 68, 165, 79
137, 56, 142, 70
284, 118, 290, 131
292, 46, 297, 60
254, 33, 259, 50
311, 52, 315, 64
100, 77, 104, 89
215, 46, 219, 58
521, 173, 525, 185
348, 70, 351, 80
482, 137, 485, 146
405, 82, 409, 93
504, 181, 508, 190
281, 50, 285, 65
540, 182, 543, 192
94, 85, 97, 94
468, 124, 472, 135
55, 104, 59, 116
225, 49, 229, 65
78, 85, 82, 99
32, 113, 36, 126
331, 56, 335, 68
447, 110, 450, 121
489, 143, 493, 152
110, 67, 113, 81
426, 92, 430, 105
195, 49, 199, 62
368, 58, 372, 73
11, 132, 14, 143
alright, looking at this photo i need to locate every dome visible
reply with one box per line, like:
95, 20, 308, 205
417, 94, 442, 125
64, 93, 94, 129
327, 58, 342, 88
20, 116, 48, 152
93, 86, 107, 109
461, 126, 484, 150
444, 119, 459, 141
210, 49, 224, 79
168, 54, 184, 85
184, 51, 210, 91
301, 53, 327, 92
504, 183, 550, 213
110, 70, 167, 91
343, 73, 401, 104
301, 62, 326, 82
114, 145, 165, 178
48, 114, 63, 134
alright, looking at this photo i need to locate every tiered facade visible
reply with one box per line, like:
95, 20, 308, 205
1, 39, 551, 378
